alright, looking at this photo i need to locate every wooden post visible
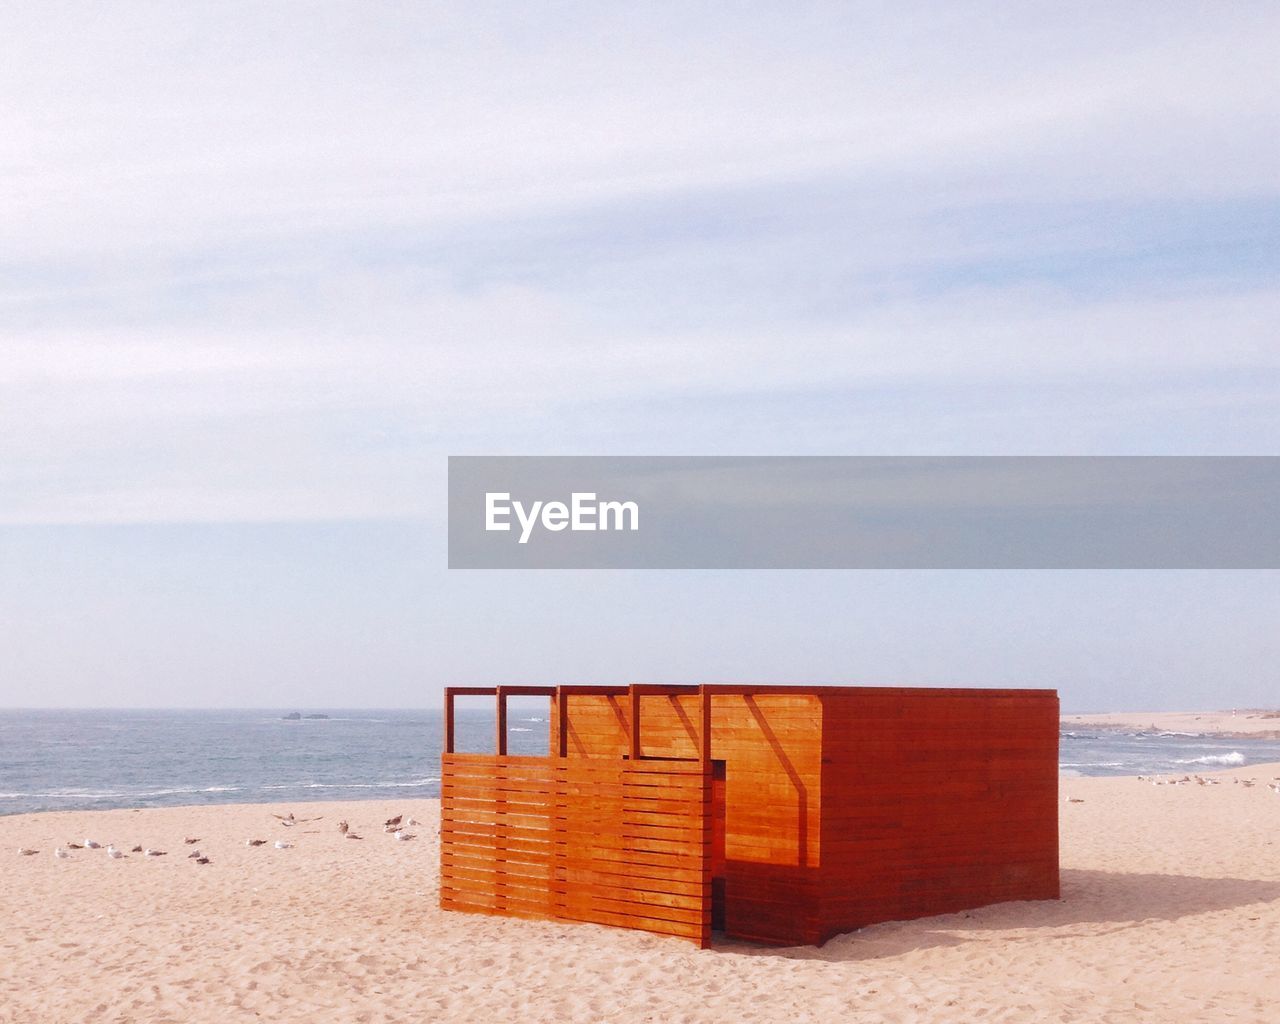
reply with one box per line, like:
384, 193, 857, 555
698, 684, 712, 948
556, 685, 568, 758
699, 684, 711, 766
628, 684, 641, 761
444, 688, 455, 755
496, 686, 508, 756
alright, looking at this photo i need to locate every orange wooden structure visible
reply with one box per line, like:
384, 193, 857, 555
440, 684, 1059, 947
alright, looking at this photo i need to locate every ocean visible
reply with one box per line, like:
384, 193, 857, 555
3, 708, 1280, 817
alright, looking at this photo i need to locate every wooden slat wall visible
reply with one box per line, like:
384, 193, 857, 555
441, 755, 558, 923
819, 689, 1060, 942
559, 692, 825, 946
440, 753, 712, 946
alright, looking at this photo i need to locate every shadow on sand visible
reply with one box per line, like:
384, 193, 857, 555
717, 867, 1280, 960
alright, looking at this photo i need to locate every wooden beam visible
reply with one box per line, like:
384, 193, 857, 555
444, 688, 456, 755
699, 684, 711, 766
555, 685, 629, 695
496, 686, 508, 756
628, 684, 641, 762
556, 686, 568, 758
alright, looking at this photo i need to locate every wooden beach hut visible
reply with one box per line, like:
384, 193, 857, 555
440, 684, 1059, 947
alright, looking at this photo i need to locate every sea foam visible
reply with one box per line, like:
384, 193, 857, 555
1177, 752, 1245, 766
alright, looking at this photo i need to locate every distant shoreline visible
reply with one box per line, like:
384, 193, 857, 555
1062, 709, 1280, 740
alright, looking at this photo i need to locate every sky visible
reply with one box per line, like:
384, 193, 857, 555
1, 2, 1277, 709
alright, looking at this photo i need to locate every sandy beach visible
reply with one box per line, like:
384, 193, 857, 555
2, 765, 1278, 1024
1063, 710, 1280, 739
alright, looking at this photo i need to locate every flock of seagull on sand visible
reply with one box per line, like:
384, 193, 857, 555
16, 811, 423, 862
1057, 772, 1280, 805
1136, 774, 1280, 790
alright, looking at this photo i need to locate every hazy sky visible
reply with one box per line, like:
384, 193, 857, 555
2, 3, 1277, 709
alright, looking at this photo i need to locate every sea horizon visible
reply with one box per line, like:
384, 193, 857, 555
5, 706, 1280, 817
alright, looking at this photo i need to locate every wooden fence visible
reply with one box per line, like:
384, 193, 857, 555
440, 753, 713, 946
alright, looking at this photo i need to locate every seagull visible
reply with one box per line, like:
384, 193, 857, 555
17, 848, 38, 856
187, 849, 203, 859
55, 848, 71, 859
144, 849, 167, 857
194, 856, 211, 865
384, 815, 402, 828
67, 843, 83, 849
407, 818, 421, 827
131, 845, 143, 853
337, 820, 349, 834
273, 813, 322, 826
274, 840, 293, 850
246, 839, 268, 847
346, 833, 363, 840
84, 839, 101, 849
393, 830, 415, 841
183, 837, 201, 844
106, 846, 125, 859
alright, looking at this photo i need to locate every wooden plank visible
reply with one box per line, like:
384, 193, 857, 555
548, 880, 705, 913
441, 875, 553, 900
554, 891, 707, 927
441, 845, 555, 868
441, 809, 555, 830
553, 901, 707, 933
442, 822, 555, 844
553, 844, 699, 871
628, 686, 641, 761
442, 866, 554, 889
554, 905, 704, 940
556, 865, 708, 892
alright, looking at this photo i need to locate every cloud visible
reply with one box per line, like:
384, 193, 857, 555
0, 2, 1277, 523
2, 3, 1276, 256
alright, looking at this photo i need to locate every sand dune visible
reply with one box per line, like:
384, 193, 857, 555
3, 765, 1280, 1023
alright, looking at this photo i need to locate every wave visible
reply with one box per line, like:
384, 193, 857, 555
260, 778, 440, 791
139, 786, 244, 797
1060, 761, 1127, 768
1176, 752, 1245, 766
29, 788, 130, 800
0, 784, 247, 802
